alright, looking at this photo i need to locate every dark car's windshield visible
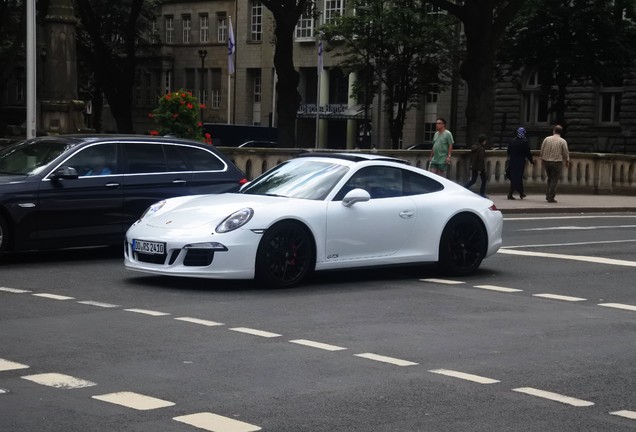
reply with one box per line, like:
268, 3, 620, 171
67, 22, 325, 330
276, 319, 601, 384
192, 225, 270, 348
241, 159, 350, 200
0, 140, 75, 175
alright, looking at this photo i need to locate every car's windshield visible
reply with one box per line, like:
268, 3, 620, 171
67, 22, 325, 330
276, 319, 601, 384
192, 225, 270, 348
241, 159, 350, 200
0, 140, 74, 175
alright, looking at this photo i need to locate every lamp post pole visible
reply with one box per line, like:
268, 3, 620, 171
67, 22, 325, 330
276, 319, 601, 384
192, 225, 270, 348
198, 49, 207, 107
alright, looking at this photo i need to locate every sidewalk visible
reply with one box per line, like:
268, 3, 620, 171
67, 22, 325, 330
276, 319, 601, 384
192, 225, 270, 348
488, 193, 636, 214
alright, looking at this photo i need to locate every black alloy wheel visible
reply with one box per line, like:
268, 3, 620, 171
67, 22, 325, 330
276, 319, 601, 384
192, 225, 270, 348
438, 213, 487, 275
255, 221, 315, 288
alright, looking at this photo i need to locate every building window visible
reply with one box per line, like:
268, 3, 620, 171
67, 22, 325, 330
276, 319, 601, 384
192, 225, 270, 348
211, 69, 222, 109
165, 70, 172, 94
296, 10, 314, 40
151, 19, 159, 43
424, 123, 436, 142
522, 69, 550, 124
144, 71, 153, 106
253, 70, 262, 103
599, 86, 622, 124
250, 1, 263, 41
185, 69, 195, 94
200, 14, 209, 43
218, 14, 227, 43
165, 16, 174, 44
324, 0, 345, 24
182, 14, 191, 44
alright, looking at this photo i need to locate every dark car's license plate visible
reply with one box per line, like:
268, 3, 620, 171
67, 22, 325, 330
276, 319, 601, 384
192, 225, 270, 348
133, 239, 165, 255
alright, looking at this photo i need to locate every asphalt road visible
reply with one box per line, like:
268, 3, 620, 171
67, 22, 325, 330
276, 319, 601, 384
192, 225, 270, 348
1, 212, 635, 431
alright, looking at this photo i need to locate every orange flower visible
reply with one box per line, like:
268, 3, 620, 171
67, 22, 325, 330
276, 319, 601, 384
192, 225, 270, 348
165, 94, 172, 100
187, 103, 193, 109
149, 130, 159, 135
200, 104, 206, 109
147, 112, 154, 118
172, 113, 179, 118
197, 122, 203, 127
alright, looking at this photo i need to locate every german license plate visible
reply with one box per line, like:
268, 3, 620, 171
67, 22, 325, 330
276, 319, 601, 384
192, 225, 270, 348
133, 239, 165, 255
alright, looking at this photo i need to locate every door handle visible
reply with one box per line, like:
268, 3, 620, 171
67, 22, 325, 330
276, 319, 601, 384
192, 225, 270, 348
399, 210, 415, 219
172, 179, 187, 185
105, 182, 120, 188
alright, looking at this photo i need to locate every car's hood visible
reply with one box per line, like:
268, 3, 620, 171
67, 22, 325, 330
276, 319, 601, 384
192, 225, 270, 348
0, 174, 30, 184
145, 193, 289, 229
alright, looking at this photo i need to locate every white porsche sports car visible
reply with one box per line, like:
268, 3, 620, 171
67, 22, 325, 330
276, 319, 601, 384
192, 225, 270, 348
125, 153, 503, 287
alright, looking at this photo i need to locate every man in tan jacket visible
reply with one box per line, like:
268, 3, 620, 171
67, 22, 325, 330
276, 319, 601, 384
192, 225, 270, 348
540, 125, 570, 203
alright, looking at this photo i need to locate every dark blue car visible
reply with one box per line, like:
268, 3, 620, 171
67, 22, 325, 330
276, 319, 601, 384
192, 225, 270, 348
0, 135, 246, 255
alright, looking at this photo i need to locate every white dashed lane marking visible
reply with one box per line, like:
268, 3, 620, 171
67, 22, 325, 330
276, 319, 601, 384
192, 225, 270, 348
474, 285, 523, 293
92, 391, 175, 410
512, 387, 594, 407
21, 373, 96, 389
429, 369, 500, 384
229, 327, 281, 338
175, 317, 225, 327
498, 249, 636, 268
598, 303, 636, 312
77, 301, 120, 308
32, 293, 75, 300
0, 359, 29, 372
0, 287, 32, 293
289, 339, 347, 351
354, 353, 418, 367
124, 308, 170, 316
533, 293, 587, 302
173, 412, 262, 432
610, 410, 636, 420
419, 278, 465, 285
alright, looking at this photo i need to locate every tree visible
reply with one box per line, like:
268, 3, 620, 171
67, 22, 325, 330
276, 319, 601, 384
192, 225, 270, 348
0, 0, 25, 137
500, 0, 636, 127
261, 0, 311, 148
323, 0, 456, 149
428, 0, 525, 147
73, 0, 155, 133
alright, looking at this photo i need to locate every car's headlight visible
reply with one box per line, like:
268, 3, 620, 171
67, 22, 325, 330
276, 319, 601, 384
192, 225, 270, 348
216, 208, 254, 233
139, 200, 166, 220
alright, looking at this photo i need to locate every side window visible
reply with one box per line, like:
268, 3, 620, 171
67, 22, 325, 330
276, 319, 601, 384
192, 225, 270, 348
124, 143, 167, 174
163, 145, 189, 171
177, 145, 226, 171
403, 170, 444, 195
65, 143, 118, 176
334, 166, 403, 200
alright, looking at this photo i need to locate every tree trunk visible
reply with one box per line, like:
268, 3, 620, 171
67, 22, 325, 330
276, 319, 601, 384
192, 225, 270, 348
273, 19, 301, 148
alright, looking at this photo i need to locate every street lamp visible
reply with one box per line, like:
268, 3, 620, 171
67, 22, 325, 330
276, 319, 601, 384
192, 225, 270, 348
198, 49, 207, 105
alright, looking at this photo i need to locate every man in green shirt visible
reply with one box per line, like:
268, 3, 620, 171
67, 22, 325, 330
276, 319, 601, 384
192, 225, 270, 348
429, 117, 454, 177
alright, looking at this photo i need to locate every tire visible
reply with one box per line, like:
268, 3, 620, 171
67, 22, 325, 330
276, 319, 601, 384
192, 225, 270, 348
0, 214, 8, 255
438, 213, 487, 276
255, 221, 315, 288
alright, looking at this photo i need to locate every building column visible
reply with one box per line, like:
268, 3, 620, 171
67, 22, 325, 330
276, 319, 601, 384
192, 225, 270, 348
346, 72, 358, 149
317, 68, 329, 149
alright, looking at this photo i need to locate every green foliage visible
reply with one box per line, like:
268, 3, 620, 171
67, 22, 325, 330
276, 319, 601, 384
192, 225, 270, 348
322, 0, 457, 147
500, 0, 636, 123
150, 89, 206, 141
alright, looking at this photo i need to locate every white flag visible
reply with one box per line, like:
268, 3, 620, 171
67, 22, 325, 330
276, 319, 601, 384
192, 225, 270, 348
228, 17, 236, 75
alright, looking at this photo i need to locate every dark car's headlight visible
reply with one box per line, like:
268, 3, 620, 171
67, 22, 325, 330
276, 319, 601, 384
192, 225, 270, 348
216, 208, 254, 233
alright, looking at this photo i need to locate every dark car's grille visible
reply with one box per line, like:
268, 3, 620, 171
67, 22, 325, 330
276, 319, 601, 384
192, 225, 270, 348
183, 249, 214, 266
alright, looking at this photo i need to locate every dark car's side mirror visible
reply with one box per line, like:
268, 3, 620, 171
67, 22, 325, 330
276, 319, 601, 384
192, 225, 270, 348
50, 166, 79, 180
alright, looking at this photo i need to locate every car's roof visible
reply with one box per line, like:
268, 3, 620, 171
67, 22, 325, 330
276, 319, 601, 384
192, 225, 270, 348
28, 134, 214, 147
296, 151, 410, 165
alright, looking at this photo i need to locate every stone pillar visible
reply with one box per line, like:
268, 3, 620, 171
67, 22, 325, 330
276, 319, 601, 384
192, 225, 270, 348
317, 68, 329, 149
40, 0, 87, 134
346, 72, 357, 149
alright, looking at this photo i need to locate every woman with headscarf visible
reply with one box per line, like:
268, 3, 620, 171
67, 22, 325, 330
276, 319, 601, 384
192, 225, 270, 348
506, 127, 534, 199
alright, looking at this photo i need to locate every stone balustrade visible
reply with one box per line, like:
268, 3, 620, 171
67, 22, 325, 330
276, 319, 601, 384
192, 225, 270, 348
220, 147, 636, 195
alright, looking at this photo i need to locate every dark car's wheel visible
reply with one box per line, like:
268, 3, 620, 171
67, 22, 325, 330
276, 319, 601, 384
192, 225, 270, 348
0, 214, 8, 255
438, 213, 487, 275
255, 221, 315, 288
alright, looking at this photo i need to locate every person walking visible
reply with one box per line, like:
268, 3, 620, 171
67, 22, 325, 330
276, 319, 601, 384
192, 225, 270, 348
540, 125, 570, 203
429, 118, 454, 177
464, 134, 488, 197
506, 127, 534, 200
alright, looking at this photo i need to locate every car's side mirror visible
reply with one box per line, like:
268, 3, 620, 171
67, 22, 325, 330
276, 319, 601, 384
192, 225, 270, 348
50, 166, 79, 180
342, 188, 371, 207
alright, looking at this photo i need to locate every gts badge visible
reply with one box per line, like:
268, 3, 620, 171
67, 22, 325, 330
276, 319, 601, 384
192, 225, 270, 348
327, 254, 339, 259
